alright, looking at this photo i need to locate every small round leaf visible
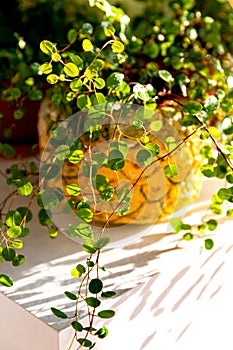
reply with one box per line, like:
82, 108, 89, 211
89, 278, 103, 294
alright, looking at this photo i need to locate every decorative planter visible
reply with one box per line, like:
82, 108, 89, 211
38, 97, 203, 229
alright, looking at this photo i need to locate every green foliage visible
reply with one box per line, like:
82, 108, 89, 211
1, 1, 233, 349
51, 307, 68, 319
0, 274, 13, 287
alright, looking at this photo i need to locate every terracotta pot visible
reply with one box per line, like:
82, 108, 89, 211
0, 97, 41, 145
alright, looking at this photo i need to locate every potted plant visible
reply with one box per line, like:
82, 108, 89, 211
1, 0, 233, 349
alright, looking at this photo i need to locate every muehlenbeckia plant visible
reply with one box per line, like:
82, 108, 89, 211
0, 0, 233, 348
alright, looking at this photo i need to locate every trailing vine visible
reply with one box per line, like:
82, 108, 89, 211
1, 0, 233, 349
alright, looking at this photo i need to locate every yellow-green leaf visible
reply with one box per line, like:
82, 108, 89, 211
82, 39, 93, 52
40, 40, 56, 55
47, 74, 59, 84
64, 63, 79, 77
111, 41, 124, 53
51, 53, 61, 62
104, 25, 115, 37
39, 62, 53, 75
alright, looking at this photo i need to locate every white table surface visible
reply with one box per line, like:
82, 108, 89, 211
0, 155, 232, 349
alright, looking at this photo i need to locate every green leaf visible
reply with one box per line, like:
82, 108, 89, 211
101, 291, 116, 298
68, 223, 94, 239
226, 174, 233, 184
28, 89, 43, 101
165, 136, 176, 151
105, 150, 125, 170
183, 232, 193, 241
135, 107, 153, 120
66, 92, 75, 103
75, 264, 86, 278
68, 53, 84, 69
7, 226, 22, 238
86, 297, 101, 308
101, 187, 114, 201
83, 239, 98, 254
67, 149, 84, 163
204, 95, 219, 112
90, 59, 105, 71
47, 74, 59, 84
13, 109, 24, 120
1, 144, 15, 158
89, 279, 103, 294
6, 210, 22, 227
55, 144, 70, 161
64, 62, 79, 77
77, 339, 92, 348
40, 40, 56, 55
183, 102, 203, 115
77, 208, 93, 223
206, 219, 218, 231
19, 228, 30, 238
70, 268, 82, 278
150, 120, 162, 132
96, 236, 110, 249
95, 326, 109, 338
158, 70, 174, 83
104, 25, 115, 37
67, 28, 78, 43
97, 310, 115, 319
164, 164, 179, 178
38, 209, 51, 226
198, 224, 206, 234
111, 41, 124, 53
106, 72, 124, 90
144, 42, 159, 58
64, 291, 77, 300
227, 209, 233, 217
2, 247, 16, 261
82, 22, 93, 35
145, 143, 160, 156
77, 94, 91, 110
52, 52, 61, 62
86, 260, 95, 267
12, 239, 23, 249
95, 174, 109, 191
82, 39, 93, 52
49, 227, 58, 239
110, 141, 128, 157
222, 116, 233, 135
39, 62, 53, 74
9, 87, 21, 99
66, 184, 81, 196
51, 307, 68, 319
201, 164, 215, 178
141, 135, 149, 144
133, 84, 149, 101
17, 207, 32, 223
136, 149, 152, 166
70, 78, 82, 92
217, 188, 231, 200
94, 78, 105, 89
0, 274, 13, 287
91, 92, 106, 105
37, 190, 59, 209
12, 254, 25, 266
71, 321, 83, 332
17, 178, 33, 196
205, 238, 214, 250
